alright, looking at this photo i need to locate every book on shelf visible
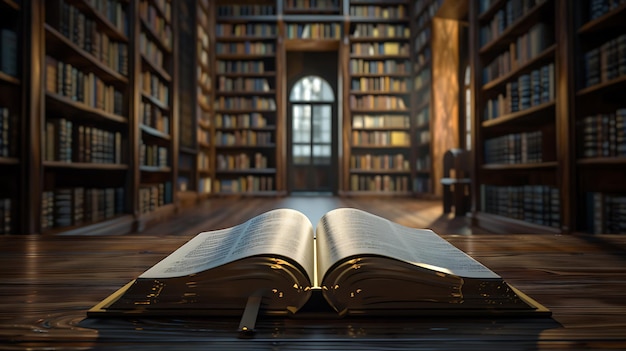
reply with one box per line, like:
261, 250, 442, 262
583, 34, 626, 88
89, 208, 550, 321
0, 28, 18, 78
586, 192, 626, 234
0, 198, 11, 235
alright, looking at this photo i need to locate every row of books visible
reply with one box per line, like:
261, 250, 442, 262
479, 0, 547, 47
351, 77, 408, 93
351, 42, 410, 56
349, 174, 410, 192
85, 0, 129, 35
217, 152, 268, 170
484, 130, 543, 164
216, 60, 269, 74
139, 32, 165, 71
414, 67, 431, 91
416, 129, 431, 144
45, 118, 123, 164
197, 128, 210, 145
413, 175, 432, 193
583, 34, 626, 88
349, 59, 410, 74
349, 5, 407, 19
216, 23, 276, 37
578, 109, 626, 158
41, 187, 124, 230
214, 176, 274, 193
138, 181, 172, 214
215, 130, 273, 146
414, 27, 431, 54
482, 22, 552, 84
198, 177, 211, 194
45, 56, 125, 116
142, 71, 170, 106
198, 151, 210, 171
352, 130, 410, 147
214, 97, 277, 111
588, 0, 626, 22
217, 4, 276, 16
350, 153, 410, 171
284, 0, 340, 10
415, 106, 430, 126
139, 0, 172, 49
586, 192, 626, 234
0, 29, 17, 78
215, 113, 268, 129
217, 77, 272, 92
286, 23, 341, 39
414, 47, 432, 72
484, 62, 554, 120
139, 142, 168, 168
0, 107, 16, 158
480, 184, 560, 228
352, 114, 410, 128
351, 24, 410, 39
50, 0, 129, 76
215, 42, 275, 55
414, 0, 440, 29
350, 95, 408, 110
415, 154, 432, 171
0, 198, 10, 234
140, 101, 170, 135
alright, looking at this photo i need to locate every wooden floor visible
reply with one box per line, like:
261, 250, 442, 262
136, 195, 488, 236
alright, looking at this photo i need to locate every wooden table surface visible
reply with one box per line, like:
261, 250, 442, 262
1, 233, 625, 350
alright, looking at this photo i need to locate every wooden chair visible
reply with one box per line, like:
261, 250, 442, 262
440, 149, 471, 217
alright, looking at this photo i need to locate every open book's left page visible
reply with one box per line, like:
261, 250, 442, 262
140, 209, 316, 282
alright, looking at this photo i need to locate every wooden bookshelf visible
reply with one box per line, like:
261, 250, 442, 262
0, 0, 23, 234
570, 0, 626, 234
470, 0, 563, 233
213, 0, 280, 195
134, 0, 176, 228
39, 0, 132, 234
344, 0, 413, 195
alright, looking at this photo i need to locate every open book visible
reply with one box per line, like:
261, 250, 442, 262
89, 208, 549, 319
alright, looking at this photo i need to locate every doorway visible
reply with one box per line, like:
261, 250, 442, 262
287, 52, 338, 194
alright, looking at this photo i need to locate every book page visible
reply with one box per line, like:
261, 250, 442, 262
315, 208, 500, 281
140, 209, 315, 281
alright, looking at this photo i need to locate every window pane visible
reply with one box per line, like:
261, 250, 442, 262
293, 144, 310, 165
292, 105, 311, 143
312, 144, 331, 165
289, 76, 334, 102
313, 105, 332, 143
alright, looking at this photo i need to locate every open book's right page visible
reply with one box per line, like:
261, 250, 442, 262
314, 208, 540, 315
315, 208, 499, 281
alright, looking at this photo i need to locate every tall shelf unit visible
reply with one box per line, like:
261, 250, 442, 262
41, 0, 133, 234
345, 0, 413, 195
213, 0, 280, 195
135, 0, 176, 228
196, 0, 213, 199
571, 0, 626, 234
411, 0, 437, 195
470, 0, 562, 233
0, 0, 23, 234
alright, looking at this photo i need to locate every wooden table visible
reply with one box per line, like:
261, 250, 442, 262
1, 234, 625, 350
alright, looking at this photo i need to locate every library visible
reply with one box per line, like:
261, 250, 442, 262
1, 0, 625, 349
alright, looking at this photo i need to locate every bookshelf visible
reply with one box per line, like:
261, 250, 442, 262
195, 0, 213, 199
411, 0, 437, 195
40, 0, 133, 234
572, 0, 626, 234
470, 0, 563, 233
0, 0, 23, 234
213, 0, 280, 195
135, 0, 176, 228
345, 0, 413, 194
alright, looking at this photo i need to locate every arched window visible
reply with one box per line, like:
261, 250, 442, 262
289, 76, 334, 165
